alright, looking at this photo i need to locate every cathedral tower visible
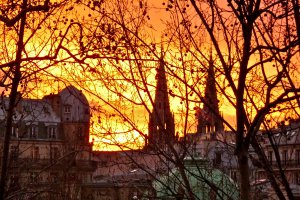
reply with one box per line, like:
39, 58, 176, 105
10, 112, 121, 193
197, 58, 224, 137
147, 55, 175, 149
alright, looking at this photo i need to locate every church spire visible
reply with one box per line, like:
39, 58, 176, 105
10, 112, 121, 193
147, 51, 175, 150
197, 55, 223, 137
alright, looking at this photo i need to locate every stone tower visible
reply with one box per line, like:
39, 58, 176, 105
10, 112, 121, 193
197, 58, 224, 137
147, 55, 175, 149
44, 85, 90, 145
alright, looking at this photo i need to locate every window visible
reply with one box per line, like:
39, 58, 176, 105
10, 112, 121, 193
49, 172, 59, 182
294, 172, 300, 185
10, 146, 19, 160
231, 171, 237, 181
28, 126, 38, 138
29, 172, 38, 183
296, 150, 300, 164
31, 146, 39, 160
214, 152, 222, 166
43, 106, 49, 113
47, 126, 56, 139
67, 173, 76, 182
11, 126, 18, 138
268, 151, 273, 163
131, 191, 139, 200
23, 105, 31, 113
64, 105, 71, 113
282, 150, 288, 165
50, 147, 60, 161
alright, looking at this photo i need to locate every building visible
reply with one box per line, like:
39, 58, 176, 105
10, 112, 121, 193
183, 57, 236, 166
7, 57, 300, 200
81, 53, 180, 199
253, 119, 300, 199
191, 59, 300, 199
147, 54, 175, 150
197, 57, 224, 137
0, 86, 96, 199
179, 58, 242, 192
82, 151, 158, 200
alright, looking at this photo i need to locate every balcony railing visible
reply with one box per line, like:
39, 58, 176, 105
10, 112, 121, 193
267, 160, 300, 168
9, 157, 97, 171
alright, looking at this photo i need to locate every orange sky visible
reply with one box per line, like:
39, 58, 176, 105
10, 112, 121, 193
23, 1, 235, 151
7, 0, 299, 151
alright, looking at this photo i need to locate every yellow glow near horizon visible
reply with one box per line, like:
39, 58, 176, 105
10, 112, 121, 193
2, 0, 299, 151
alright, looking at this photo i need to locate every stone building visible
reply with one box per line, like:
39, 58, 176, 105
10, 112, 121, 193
253, 119, 300, 199
82, 151, 157, 200
147, 54, 175, 150
197, 57, 224, 137
0, 85, 96, 199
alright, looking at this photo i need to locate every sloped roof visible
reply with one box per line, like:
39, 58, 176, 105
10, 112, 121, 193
0, 98, 60, 123
263, 120, 300, 145
59, 85, 89, 106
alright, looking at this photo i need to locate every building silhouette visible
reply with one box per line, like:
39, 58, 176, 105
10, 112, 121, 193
252, 119, 300, 199
147, 55, 175, 150
197, 58, 224, 138
3, 71, 299, 200
1, 86, 96, 199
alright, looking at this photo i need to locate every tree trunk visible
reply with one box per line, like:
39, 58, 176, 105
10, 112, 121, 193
0, 1, 26, 199
237, 148, 250, 200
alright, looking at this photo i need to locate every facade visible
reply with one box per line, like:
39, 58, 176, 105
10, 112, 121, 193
253, 119, 300, 199
184, 58, 236, 172
2, 65, 298, 200
0, 86, 96, 199
190, 59, 300, 199
82, 151, 158, 200
82, 55, 300, 200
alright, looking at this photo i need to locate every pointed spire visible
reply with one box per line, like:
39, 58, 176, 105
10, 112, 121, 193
204, 56, 219, 115
197, 54, 223, 137
147, 47, 175, 150
154, 51, 169, 112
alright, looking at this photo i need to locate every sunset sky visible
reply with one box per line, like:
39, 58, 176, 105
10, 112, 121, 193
1, 0, 299, 151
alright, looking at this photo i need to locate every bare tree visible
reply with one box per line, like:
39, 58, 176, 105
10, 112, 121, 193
5, 0, 297, 199
70, 0, 300, 200
0, 0, 99, 199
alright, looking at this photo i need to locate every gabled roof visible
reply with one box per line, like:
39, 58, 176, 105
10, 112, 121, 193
0, 98, 60, 123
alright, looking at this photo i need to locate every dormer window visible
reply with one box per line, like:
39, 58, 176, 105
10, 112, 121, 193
11, 126, 19, 138
23, 105, 31, 113
48, 126, 57, 139
43, 106, 50, 114
64, 105, 71, 113
28, 126, 38, 138
47, 126, 57, 139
